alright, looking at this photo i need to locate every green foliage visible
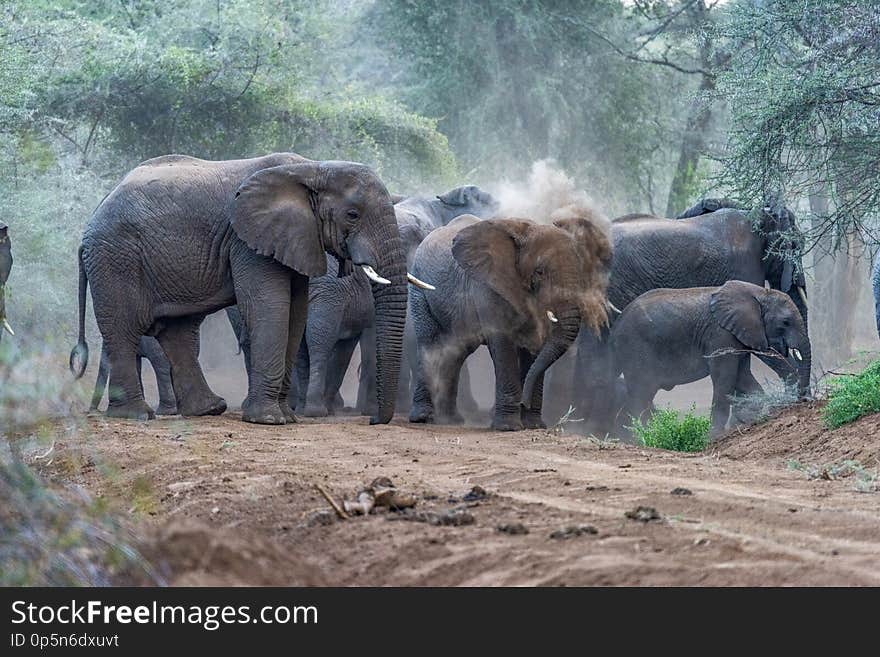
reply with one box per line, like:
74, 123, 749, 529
822, 361, 880, 429
711, 0, 880, 243
630, 405, 711, 452
0, 454, 156, 586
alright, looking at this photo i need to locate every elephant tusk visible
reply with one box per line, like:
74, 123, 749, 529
607, 301, 622, 314
2, 318, 13, 336
797, 285, 808, 308
361, 265, 391, 285
789, 347, 803, 361
407, 273, 436, 291
547, 310, 558, 323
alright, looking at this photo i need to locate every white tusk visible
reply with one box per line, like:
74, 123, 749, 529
547, 310, 558, 323
407, 273, 435, 290
361, 265, 391, 285
2, 318, 13, 336
797, 286, 808, 308
607, 301, 622, 314
790, 348, 803, 361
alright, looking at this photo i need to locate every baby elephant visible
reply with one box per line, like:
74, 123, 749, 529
611, 280, 807, 436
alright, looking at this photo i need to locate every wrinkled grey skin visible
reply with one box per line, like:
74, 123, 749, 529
409, 215, 610, 431
611, 281, 808, 437
224, 185, 498, 418
872, 250, 880, 339
0, 223, 11, 344
575, 200, 810, 435
69, 153, 406, 425
90, 337, 177, 415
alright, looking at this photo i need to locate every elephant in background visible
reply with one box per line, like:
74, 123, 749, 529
575, 198, 811, 435
90, 337, 177, 415
611, 281, 808, 436
0, 223, 13, 342
70, 153, 409, 425
409, 207, 612, 431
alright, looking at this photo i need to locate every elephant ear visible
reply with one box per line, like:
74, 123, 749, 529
710, 281, 769, 351
232, 165, 326, 277
452, 219, 532, 309
552, 215, 612, 269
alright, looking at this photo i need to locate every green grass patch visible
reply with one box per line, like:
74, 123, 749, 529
822, 361, 880, 429
630, 406, 711, 452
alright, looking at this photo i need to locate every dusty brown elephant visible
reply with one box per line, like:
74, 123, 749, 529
408, 205, 612, 431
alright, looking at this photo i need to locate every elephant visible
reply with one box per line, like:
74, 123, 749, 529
69, 153, 411, 425
0, 222, 13, 342
574, 198, 811, 435
408, 207, 612, 431
90, 337, 177, 415
610, 281, 808, 437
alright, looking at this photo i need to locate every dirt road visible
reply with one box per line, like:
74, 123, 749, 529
25, 403, 880, 586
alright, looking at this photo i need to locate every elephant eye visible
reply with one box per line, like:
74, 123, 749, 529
347, 209, 359, 220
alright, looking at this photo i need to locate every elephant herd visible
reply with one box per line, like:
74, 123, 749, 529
0, 152, 829, 438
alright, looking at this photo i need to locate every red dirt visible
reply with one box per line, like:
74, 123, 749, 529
20, 403, 880, 586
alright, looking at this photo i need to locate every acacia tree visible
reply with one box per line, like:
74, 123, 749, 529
712, 0, 880, 364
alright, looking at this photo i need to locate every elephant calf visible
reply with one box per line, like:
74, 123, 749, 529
409, 207, 612, 431
610, 280, 808, 437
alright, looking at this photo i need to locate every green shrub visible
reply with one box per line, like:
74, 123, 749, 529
630, 406, 711, 452
822, 361, 880, 429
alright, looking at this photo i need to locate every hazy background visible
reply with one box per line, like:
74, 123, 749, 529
1, 0, 877, 427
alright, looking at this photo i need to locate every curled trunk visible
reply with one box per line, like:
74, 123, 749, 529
521, 306, 581, 409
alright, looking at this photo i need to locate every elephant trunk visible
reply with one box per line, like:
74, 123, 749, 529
367, 216, 407, 424
521, 306, 581, 409
789, 287, 812, 397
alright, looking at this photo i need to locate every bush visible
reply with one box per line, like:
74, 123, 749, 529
630, 406, 711, 452
822, 361, 880, 429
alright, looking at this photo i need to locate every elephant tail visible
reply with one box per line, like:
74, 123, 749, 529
69, 245, 89, 379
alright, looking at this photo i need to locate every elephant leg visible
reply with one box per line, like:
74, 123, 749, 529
279, 274, 309, 423
456, 354, 481, 416
487, 335, 524, 432
290, 339, 309, 413
356, 326, 377, 416
233, 257, 295, 425
303, 337, 336, 418
708, 357, 741, 437
140, 336, 178, 415
518, 348, 546, 429
409, 291, 438, 424
155, 316, 226, 417
326, 337, 359, 414
730, 357, 765, 426
90, 343, 111, 411
433, 344, 468, 425
574, 326, 614, 436
396, 321, 418, 413
617, 377, 657, 442
103, 335, 154, 420
226, 306, 252, 375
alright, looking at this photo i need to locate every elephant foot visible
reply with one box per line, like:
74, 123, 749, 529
155, 402, 179, 416
301, 403, 329, 418
242, 399, 286, 425
106, 400, 155, 421
409, 404, 434, 424
491, 414, 524, 432
178, 394, 226, 417
521, 409, 546, 430
282, 405, 298, 424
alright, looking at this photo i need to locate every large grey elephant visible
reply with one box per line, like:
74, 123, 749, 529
69, 153, 410, 425
409, 210, 612, 431
611, 281, 808, 436
0, 222, 14, 342
574, 199, 811, 435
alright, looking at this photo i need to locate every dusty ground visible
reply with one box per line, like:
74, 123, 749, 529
14, 398, 880, 587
